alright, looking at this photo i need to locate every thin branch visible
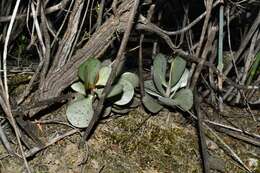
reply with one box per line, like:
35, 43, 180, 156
68, 0, 90, 61
25, 129, 79, 158
0, 123, 13, 154
136, 21, 259, 90
40, 2, 51, 86
190, 0, 214, 90
81, 0, 140, 143
1, 0, 31, 171
146, 0, 220, 36
31, 1, 46, 57
205, 125, 252, 172
139, 4, 155, 99
50, 0, 75, 47
188, 111, 253, 172
96, 0, 106, 29
224, 10, 260, 76
194, 88, 210, 173
0, 0, 70, 22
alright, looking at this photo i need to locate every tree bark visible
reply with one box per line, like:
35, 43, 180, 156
28, 0, 134, 116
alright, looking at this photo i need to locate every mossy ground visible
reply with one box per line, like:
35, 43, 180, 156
0, 75, 259, 173
0, 104, 259, 173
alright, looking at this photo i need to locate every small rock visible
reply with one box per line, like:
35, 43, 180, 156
245, 158, 258, 170
206, 139, 218, 150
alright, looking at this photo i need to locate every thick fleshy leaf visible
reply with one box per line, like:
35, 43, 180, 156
66, 96, 94, 128
170, 69, 189, 94
120, 72, 139, 88
172, 88, 193, 111
169, 56, 186, 87
144, 80, 158, 93
102, 106, 112, 117
142, 94, 163, 113
101, 59, 112, 66
112, 106, 132, 114
144, 80, 161, 97
78, 58, 101, 89
129, 97, 141, 108
115, 80, 135, 105
107, 84, 124, 98
73, 93, 86, 101
71, 82, 86, 95
153, 53, 167, 95
145, 89, 162, 98
158, 96, 177, 107
96, 66, 112, 86
95, 84, 124, 98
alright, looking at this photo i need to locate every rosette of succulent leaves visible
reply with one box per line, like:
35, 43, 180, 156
142, 53, 193, 113
66, 58, 139, 128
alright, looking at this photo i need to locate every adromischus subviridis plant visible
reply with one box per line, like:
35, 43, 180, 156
142, 53, 193, 113
66, 58, 139, 128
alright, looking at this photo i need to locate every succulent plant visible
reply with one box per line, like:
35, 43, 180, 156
142, 53, 193, 113
66, 58, 139, 128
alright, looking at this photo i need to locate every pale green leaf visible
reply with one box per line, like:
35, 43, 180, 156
95, 84, 123, 98
71, 82, 86, 95
96, 66, 112, 86
169, 56, 186, 87
78, 58, 101, 89
115, 80, 135, 105
153, 53, 167, 95
144, 80, 162, 97
142, 94, 163, 113
158, 96, 177, 108
66, 96, 94, 128
170, 69, 189, 94
144, 80, 158, 93
120, 72, 139, 88
107, 84, 124, 98
172, 88, 193, 111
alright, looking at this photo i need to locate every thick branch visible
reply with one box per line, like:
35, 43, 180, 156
28, 0, 134, 117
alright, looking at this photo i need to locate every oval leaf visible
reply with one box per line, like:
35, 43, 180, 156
71, 82, 86, 95
172, 88, 193, 111
153, 53, 167, 95
144, 80, 158, 93
157, 96, 178, 108
95, 84, 124, 98
112, 106, 132, 114
121, 72, 139, 88
107, 84, 124, 98
142, 94, 163, 113
78, 58, 101, 89
102, 106, 112, 117
66, 96, 94, 128
169, 56, 186, 87
115, 80, 135, 105
96, 66, 112, 86
171, 69, 189, 94
144, 80, 162, 97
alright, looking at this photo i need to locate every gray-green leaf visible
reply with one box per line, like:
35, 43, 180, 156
78, 58, 101, 89
142, 94, 163, 113
66, 96, 94, 128
144, 80, 161, 97
95, 83, 124, 98
170, 69, 189, 94
169, 56, 186, 87
115, 80, 135, 105
172, 88, 193, 111
120, 72, 139, 88
107, 84, 124, 98
71, 82, 86, 95
153, 53, 167, 95
96, 66, 112, 86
